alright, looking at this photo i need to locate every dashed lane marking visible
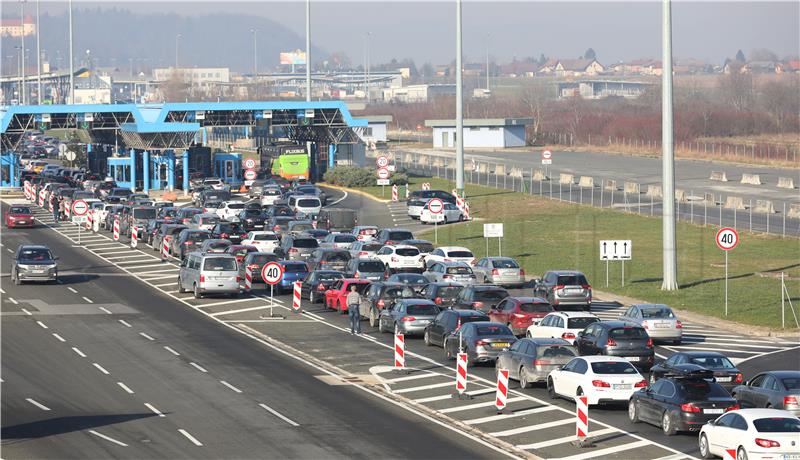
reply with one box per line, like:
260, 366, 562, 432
26, 398, 51, 411
93, 363, 111, 375
220, 380, 243, 393
164, 346, 180, 356
145, 402, 166, 417
52, 333, 66, 342
118, 319, 132, 328
117, 382, 135, 394
72, 347, 87, 358
189, 362, 208, 373
259, 403, 301, 427
89, 430, 128, 447
139, 332, 155, 341
36, 320, 48, 329
83, 297, 94, 304
178, 429, 203, 447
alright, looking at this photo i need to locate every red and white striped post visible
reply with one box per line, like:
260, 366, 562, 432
391, 184, 398, 202
455, 352, 468, 396
244, 266, 253, 291
48, 196, 54, 213
112, 218, 120, 241
161, 237, 170, 261
394, 331, 405, 371
85, 211, 93, 230
38, 190, 45, 207
130, 226, 138, 248
65, 202, 71, 219
292, 281, 302, 313
463, 201, 470, 220
576, 395, 589, 438
495, 368, 509, 413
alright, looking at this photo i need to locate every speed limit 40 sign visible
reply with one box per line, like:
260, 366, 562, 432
715, 227, 739, 251
261, 261, 285, 286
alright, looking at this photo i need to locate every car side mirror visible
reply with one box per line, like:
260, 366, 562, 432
706, 420, 715, 426
502, 347, 509, 352
576, 331, 584, 337
54, 256, 60, 260
743, 380, 749, 386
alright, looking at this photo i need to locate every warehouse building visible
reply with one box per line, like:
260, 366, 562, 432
425, 118, 532, 149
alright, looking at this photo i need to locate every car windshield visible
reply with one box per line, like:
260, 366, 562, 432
283, 264, 308, 273
475, 325, 513, 336
437, 286, 464, 299
446, 266, 472, 275
388, 231, 413, 241
448, 250, 474, 258
474, 290, 508, 302
396, 248, 420, 257
641, 307, 675, 319
609, 327, 647, 339
251, 254, 278, 265
292, 238, 318, 249
537, 345, 577, 358
133, 208, 157, 219
753, 418, 800, 433
358, 261, 385, 272
406, 304, 439, 315
203, 258, 237, 271
10, 206, 31, 214
519, 303, 552, 313
782, 378, 800, 390
591, 361, 638, 374
688, 356, 736, 369
334, 234, 356, 242
492, 259, 519, 269
557, 274, 588, 285
19, 248, 53, 261
677, 380, 730, 398
567, 317, 600, 329
298, 199, 320, 207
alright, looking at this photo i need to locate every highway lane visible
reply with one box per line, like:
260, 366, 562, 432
1, 202, 505, 459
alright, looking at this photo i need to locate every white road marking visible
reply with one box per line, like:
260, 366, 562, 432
52, 333, 66, 342
9, 297, 19, 305
189, 362, 208, 373
26, 398, 51, 411
393, 381, 454, 394
178, 429, 203, 446
93, 363, 111, 375
67, 287, 78, 293
557, 439, 650, 460
153, 281, 177, 287
98, 306, 112, 314
5, 248, 13, 253
134, 268, 177, 274
438, 397, 526, 414
139, 332, 155, 341
220, 380, 243, 393
465, 405, 557, 425
489, 417, 574, 437
517, 427, 617, 450
36, 321, 48, 329
210, 305, 276, 317
72, 347, 87, 357
118, 319, 132, 328
196, 297, 261, 308
145, 402, 165, 417
326, 191, 349, 206
89, 430, 128, 447
117, 382, 135, 394
21, 308, 32, 315
259, 403, 300, 427
106, 255, 154, 260
163, 346, 180, 356
83, 297, 94, 304
0, 287, 4, 293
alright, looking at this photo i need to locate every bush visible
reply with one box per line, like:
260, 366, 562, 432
323, 166, 375, 187
390, 172, 409, 185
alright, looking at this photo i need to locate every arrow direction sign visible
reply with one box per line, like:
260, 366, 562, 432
599, 240, 632, 260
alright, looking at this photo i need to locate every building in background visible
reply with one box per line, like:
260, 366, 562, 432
558, 80, 652, 100
152, 67, 231, 87
382, 84, 456, 103
425, 118, 532, 149
0, 16, 35, 37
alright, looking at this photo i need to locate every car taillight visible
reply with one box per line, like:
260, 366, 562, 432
289, 248, 298, 253
519, 269, 525, 276
471, 302, 484, 308
676, 320, 683, 329
634, 380, 648, 388
236, 275, 241, 282
353, 272, 359, 278
391, 257, 399, 262
606, 338, 617, 346
581, 284, 591, 290
592, 380, 610, 388
725, 404, 740, 412
474, 339, 488, 346
377, 299, 384, 308
755, 438, 780, 448
184, 241, 193, 245
247, 264, 259, 270
646, 338, 653, 348
555, 284, 565, 291
561, 332, 576, 340
221, 233, 229, 238
734, 373, 744, 383
533, 359, 550, 365
491, 268, 499, 276
359, 251, 367, 256
680, 403, 702, 413
273, 225, 280, 231
434, 297, 443, 305
401, 316, 416, 322
199, 275, 205, 283
784, 396, 799, 407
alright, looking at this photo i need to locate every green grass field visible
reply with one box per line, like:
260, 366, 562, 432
348, 175, 800, 330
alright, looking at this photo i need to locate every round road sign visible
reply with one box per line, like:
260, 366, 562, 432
715, 227, 739, 251
58, 143, 68, 155
261, 261, 285, 286
64, 150, 77, 162
244, 158, 256, 169
71, 199, 89, 216
427, 198, 444, 214
377, 167, 391, 180
542, 150, 552, 160
244, 169, 257, 181
376, 155, 389, 168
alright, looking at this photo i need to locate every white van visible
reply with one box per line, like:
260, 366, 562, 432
288, 195, 322, 219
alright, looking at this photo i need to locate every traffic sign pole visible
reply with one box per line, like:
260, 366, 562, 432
725, 251, 728, 316
261, 261, 285, 319
715, 228, 739, 316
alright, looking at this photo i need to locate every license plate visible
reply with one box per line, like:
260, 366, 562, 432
613, 384, 631, 390
624, 356, 640, 361
782, 455, 800, 460
655, 323, 671, 328
493, 342, 510, 348
704, 408, 724, 414
715, 377, 732, 382
214, 276, 233, 281
32, 269, 45, 273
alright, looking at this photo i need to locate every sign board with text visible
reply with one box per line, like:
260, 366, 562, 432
376, 179, 391, 186
600, 240, 632, 260
483, 223, 504, 238
541, 150, 552, 165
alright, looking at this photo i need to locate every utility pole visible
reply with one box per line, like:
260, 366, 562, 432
364, 31, 371, 103
175, 33, 182, 68
305, 0, 311, 102
455, 0, 464, 196
485, 32, 490, 91
251, 29, 258, 99
20, 0, 27, 105
68, 0, 74, 104
661, 0, 678, 290
36, 0, 41, 103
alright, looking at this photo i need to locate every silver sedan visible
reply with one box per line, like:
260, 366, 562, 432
472, 257, 526, 288
618, 304, 682, 344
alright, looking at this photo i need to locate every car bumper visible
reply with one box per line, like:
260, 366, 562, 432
646, 329, 682, 340
198, 281, 240, 293
604, 350, 655, 368
674, 413, 723, 432
586, 388, 636, 405
396, 323, 430, 336
18, 269, 57, 280
491, 276, 525, 286
552, 297, 591, 308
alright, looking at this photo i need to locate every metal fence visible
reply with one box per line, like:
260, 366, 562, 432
393, 150, 800, 238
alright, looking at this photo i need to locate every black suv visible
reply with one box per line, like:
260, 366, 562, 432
423, 309, 490, 348
575, 320, 655, 371
453, 285, 510, 312
418, 282, 466, 308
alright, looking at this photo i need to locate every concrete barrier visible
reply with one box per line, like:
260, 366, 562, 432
604, 179, 618, 191
777, 177, 796, 189
578, 176, 594, 188
509, 167, 524, 178
740, 173, 762, 185
559, 173, 575, 185
675, 189, 686, 202
624, 182, 640, 194
724, 196, 746, 210
704, 192, 717, 204
646, 185, 663, 198
533, 169, 548, 181
710, 171, 729, 182
495, 164, 506, 176
753, 200, 776, 214
788, 203, 800, 219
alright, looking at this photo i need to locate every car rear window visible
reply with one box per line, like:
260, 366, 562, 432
334, 234, 357, 243
557, 274, 588, 285
263, 189, 281, 196
492, 259, 519, 269
388, 231, 413, 241
252, 254, 279, 265
591, 361, 638, 374
318, 272, 344, 282
203, 258, 237, 271
537, 345, 577, 358
283, 264, 308, 273
396, 248, 420, 257
408, 199, 426, 207
448, 250, 474, 258
782, 378, 800, 390
407, 304, 439, 316
200, 216, 219, 224
188, 233, 210, 242
688, 356, 736, 369
298, 199, 320, 207
676, 380, 730, 399
474, 290, 509, 302
608, 327, 648, 339
386, 287, 416, 299
446, 266, 472, 275
358, 228, 378, 236
208, 241, 231, 250
254, 234, 278, 241
292, 238, 318, 249
133, 208, 157, 219
323, 252, 351, 262
520, 302, 552, 313
228, 203, 245, 209
641, 307, 675, 319
753, 417, 800, 433
567, 317, 600, 329
475, 325, 513, 336
218, 223, 244, 233
358, 261, 385, 272
437, 286, 464, 299
361, 243, 382, 252
291, 223, 314, 232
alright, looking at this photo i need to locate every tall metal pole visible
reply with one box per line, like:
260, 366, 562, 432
366, 31, 371, 103
305, 0, 311, 102
35, 0, 41, 103
251, 29, 257, 99
175, 34, 181, 68
455, 0, 464, 195
485, 32, 490, 91
68, 0, 74, 104
20, 0, 27, 105
661, 0, 678, 290
363, 33, 367, 100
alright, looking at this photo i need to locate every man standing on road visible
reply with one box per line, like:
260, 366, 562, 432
51, 196, 59, 222
346, 285, 362, 335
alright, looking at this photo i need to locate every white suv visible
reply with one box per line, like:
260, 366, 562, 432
424, 246, 475, 267
215, 201, 246, 221
526, 311, 600, 344
375, 245, 424, 274
241, 231, 280, 253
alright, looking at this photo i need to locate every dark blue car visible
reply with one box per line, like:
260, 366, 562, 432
278, 260, 309, 293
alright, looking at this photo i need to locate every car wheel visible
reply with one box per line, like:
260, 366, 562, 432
178, 276, 186, 293
662, 411, 677, 436
369, 309, 378, 327
576, 387, 584, 398
699, 434, 712, 459
519, 368, 530, 389
547, 378, 557, 399
424, 330, 432, 346
193, 283, 202, 299
736, 447, 748, 460
628, 399, 640, 423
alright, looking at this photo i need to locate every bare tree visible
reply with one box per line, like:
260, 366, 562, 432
161, 69, 190, 102
759, 79, 800, 131
717, 63, 754, 112
520, 83, 550, 142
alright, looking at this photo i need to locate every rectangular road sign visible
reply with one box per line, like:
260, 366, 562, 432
376, 179, 390, 185
541, 159, 552, 165
600, 240, 632, 260
72, 216, 88, 224
387, 164, 396, 172
483, 223, 504, 238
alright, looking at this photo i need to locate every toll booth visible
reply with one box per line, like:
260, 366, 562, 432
148, 151, 175, 191
213, 152, 242, 186
107, 155, 137, 189
1, 152, 20, 187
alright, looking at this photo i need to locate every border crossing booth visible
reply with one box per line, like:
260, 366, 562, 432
1, 152, 20, 187
213, 152, 242, 187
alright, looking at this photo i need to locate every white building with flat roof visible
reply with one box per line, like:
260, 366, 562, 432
425, 118, 532, 149
153, 67, 230, 87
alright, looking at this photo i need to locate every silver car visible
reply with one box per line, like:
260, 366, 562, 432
349, 241, 383, 259
472, 257, 526, 288
495, 338, 578, 388
406, 198, 428, 220
423, 261, 477, 285
534, 270, 592, 311
377, 299, 440, 336
12, 245, 59, 284
178, 252, 241, 299
618, 304, 682, 344
732, 371, 800, 416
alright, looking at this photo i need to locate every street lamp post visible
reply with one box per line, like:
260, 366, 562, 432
36, 0, 41, 103
485, 32, 490, 91
661, 0, 678, 290
251, 29, 257, 98
68, 0, 74, 104
20, 0, 27, 105
175, 33, 182, 68
363, 31, 371, 102
305, 0, 311, 101
455, 0, 464, 196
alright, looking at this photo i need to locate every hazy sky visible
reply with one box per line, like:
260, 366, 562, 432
15, 1, 800, 64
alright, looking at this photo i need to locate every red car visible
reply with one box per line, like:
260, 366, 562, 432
225, 245, 259, 264
488, 296, 554, 336
5, 205, 35, 228
324, 278, 371, 313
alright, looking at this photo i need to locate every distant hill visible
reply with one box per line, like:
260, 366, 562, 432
1, 7, 326, 74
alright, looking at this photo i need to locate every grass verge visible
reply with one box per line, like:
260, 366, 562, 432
349, 175, 800, 330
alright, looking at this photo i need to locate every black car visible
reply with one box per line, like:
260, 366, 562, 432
375, 228, 415, 246
418, 282, 466, 308
650, 351, 743, 390
176, 207, 203, 226
301, 270, 345, 303
237, 208, 268, 231
575, 321, 655, 371
386, 273, 428, 292
143, 219, 170, 245
453, 285, 510, 312
307, 248, 352, 272
174, 229, 212, 259
423, 309, 490, 348
210, 222, 247, 244
360, 282, 418, 327
629, 364, 739, 435
268, 216, 294, 235
239, 252, 280, 287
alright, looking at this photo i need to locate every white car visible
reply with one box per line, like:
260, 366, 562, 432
320, 232, 358, 250
406, 198, 428, 220
260, 187, 283, 207
527, 312, 601, 344
95, 204, 118, 230
204, 178, 227, 191
425, 246, 476, 267
288, 195, 322, 218
699, 409, 800, 460
241, 231, 280, 253
215, 201, 246, 221
419, 202, 463, 224
351, 225, 379, 242
374, 244, 425, 273
547, 356, 647, 406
